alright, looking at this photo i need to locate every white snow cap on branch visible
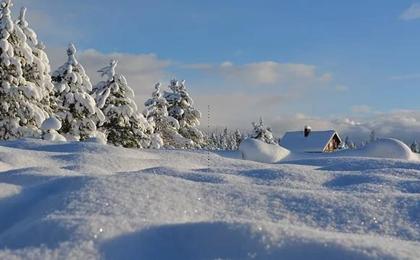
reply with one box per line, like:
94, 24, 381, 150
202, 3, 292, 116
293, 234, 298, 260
41, 117, 61, 131
66, 43, 78, 66
98, 59, 118, 80
16, 7, 37, 45
0, 0, 14, 32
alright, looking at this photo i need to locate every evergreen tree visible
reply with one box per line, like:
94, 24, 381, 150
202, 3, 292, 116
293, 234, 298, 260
144, 82, 191, 148
221, 127, 229, 149
163, 79, 204, 148
16, 7, 54, 113
93, 60, 152, 148
250, 117, 276, 144
52, 43, 105, 140
234, 129, 243, 149
0, 0, 51, 139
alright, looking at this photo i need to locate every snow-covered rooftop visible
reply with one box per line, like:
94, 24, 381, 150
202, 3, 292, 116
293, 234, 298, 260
281, 130, 339, 152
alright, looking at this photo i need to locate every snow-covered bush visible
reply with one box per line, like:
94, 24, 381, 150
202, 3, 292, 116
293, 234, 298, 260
144, 83, 192, 149
0, 1, 51, 139
52, 43, 105, 141
40, 117, 66, 142
250, 118, 276, 144
93, 60, 152, 148
163, 79, 204, 148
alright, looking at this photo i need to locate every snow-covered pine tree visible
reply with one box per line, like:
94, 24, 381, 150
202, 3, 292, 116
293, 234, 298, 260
250, 117, 276, 144
208, 132, 218, 150
93, 60, 152, 148
0, 0, 51, 139
163, 79, 204, 148
51, 43, 105, 141
144, 82, 192, 148
15, 7, 54, 113
221, 127, 230, 150
234, 129, 243, 149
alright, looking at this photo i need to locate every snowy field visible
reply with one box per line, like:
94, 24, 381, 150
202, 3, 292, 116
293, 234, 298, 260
0, 139, 419, 259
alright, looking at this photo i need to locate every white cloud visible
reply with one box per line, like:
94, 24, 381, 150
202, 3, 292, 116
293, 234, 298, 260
220, 61, 331, 86
400, 3, 420, 21
187, 61, 332, 87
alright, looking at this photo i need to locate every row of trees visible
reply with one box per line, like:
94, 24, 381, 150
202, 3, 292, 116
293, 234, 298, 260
204, 118, 277, 150
0, 1, 204, 149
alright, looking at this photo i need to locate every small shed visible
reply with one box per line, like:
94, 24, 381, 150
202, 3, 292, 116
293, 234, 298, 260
280, 126, 342, 153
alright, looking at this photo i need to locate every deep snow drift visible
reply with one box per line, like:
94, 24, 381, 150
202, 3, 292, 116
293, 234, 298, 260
0, 139, 419, 259
240, 138, 418, 164
239, 138, 290, 163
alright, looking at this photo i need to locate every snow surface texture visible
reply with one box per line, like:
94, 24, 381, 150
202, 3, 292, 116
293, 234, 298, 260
0, 139, 418, 259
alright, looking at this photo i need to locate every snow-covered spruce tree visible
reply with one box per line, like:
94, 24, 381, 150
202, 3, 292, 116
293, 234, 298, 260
51, 43, 105, 141
234, 129, 243, 149
208, 132, 218, 150
16, 7, 54, 112
250, 117, 276, 144
144, 82, 192, 148
0, 0, 51, 139
93, 60, 152, 148
163, 79, 204, 148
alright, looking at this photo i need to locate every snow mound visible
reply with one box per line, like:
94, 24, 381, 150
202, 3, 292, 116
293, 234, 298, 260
351, 138, 416, 160
43, 130, 67, 142
84, 131, 107, 145
239, 138, 290, 163
40, 117, 61, 131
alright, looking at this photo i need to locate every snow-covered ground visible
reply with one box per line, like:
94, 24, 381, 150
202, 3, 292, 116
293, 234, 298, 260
0, 139, 419, 259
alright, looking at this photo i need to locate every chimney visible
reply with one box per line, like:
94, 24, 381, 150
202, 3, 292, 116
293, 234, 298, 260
304, 125, 312, 137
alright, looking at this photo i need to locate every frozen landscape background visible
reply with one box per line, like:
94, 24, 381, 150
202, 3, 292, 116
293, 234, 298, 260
0, 0, 420, 259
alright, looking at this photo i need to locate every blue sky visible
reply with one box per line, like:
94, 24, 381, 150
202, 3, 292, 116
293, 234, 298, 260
10, 0, 420, 141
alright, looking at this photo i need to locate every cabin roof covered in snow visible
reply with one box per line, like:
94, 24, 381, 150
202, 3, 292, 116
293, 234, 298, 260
281, 130, 340, 152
